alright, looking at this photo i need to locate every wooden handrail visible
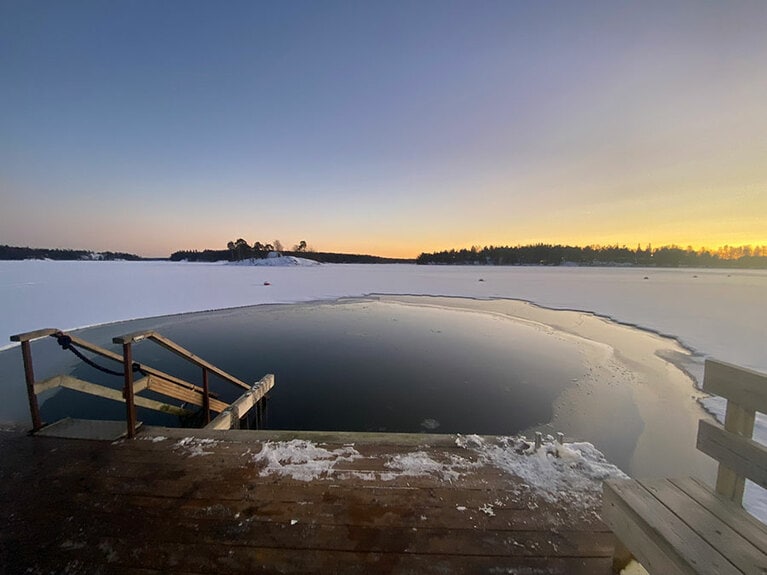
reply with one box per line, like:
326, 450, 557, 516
33, 374, 190, 417
206, 375, 274, 430
703, 358, 767, 416
147, 333, 250, 390
10, 328, 59, 343
111, 331, 250, 390
699, 359, 766, 505
11, 327, 272, 436
64, 333, 217, 398
112, 330, 156, 345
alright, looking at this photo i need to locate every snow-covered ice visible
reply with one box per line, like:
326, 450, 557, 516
1, 260, 765, 519
1, 262, 763, 376
228, 252, 319, 267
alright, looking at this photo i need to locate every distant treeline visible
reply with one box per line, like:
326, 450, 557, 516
169, 248, 413, 264
0, 245, 142, 261
169, 237, 414, 264
416, 244, 767, 268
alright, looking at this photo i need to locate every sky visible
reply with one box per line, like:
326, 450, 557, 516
1, 0, 766, 258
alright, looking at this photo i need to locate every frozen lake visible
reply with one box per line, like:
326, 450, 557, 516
0, 261, 765, 518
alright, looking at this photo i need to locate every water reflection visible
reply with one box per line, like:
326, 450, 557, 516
2, 299, 586, 436
0, 296, 712, 480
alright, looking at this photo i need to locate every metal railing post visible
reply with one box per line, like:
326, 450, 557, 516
121, 342, 137, 438
20, 341, 42, 432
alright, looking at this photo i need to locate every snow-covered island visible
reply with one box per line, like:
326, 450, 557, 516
227, 251, 320, 267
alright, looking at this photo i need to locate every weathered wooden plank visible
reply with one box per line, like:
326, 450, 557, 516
602, 480, 739, 575
206, 375, 275, 430
139, 426, 510, 448
112, 329, 157, 345
697, 419, 767, 491
703, 359, 767, 416
51, 375, 190, 416
671, 477, 767, 562
73, 489, 605, 532
65, 334, 213, 396
64, 333, 125, 362
146, 376, 228, 413
4, 535, 612, 575
94, 466, 522, 497
13, 501, 612, 558
9, 328, 59, 342
133, 375, 150, 393
32, 374, 65, 394
714, 400, 756, 503
0, 430, 616, 575
639, 478, 767, 574
35, 417, 139, 440
147, 333, 250, 390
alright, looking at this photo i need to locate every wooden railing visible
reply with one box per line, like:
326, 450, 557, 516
602, 359, 767, 574
10, 328, 274, 439
699, 358, 767, 504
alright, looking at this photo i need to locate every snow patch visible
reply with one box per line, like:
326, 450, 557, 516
456, 434, 628, 510
138, 435, 167, 443
229, 253, 319, 267
252, 439, 362, 481
173, 437, 220, 457
250, 434, 625, 516
479, 503, 496, 516
384, 451, 475, 482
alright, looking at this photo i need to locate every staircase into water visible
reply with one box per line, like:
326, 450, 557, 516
9, 328, 274, 439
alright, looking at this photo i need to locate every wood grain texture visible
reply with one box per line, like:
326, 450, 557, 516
206, 375, 274, 430
0, 428, 614, 575
602, 480, 740, 575
639, 478, 767, 574
670, 477, 767, 557
698, 419, 767, 492
148, 333, 250, 390
9, 328, 58, 342
703, 359, 767, 416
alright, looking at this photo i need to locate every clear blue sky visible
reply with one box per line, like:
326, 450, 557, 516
2, 0, 766, 257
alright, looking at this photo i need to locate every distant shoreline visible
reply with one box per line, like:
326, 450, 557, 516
3, 242, 767, 269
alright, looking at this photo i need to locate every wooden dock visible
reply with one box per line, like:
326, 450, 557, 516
0, 426, 617, 574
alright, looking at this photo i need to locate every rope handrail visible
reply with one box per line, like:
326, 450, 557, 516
55, 334, 145, 377
11, 327, 270, 438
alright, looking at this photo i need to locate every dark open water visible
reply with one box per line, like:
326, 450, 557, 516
1, 298, 587, 436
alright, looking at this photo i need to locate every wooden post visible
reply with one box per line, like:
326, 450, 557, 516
231, 403, 240, 430
201, 367, 210, 425
122, 343, 137, 439
20, 341, 42, 432
715, 401, 756, 504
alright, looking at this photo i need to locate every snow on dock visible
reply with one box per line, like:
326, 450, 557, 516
0, 427, 624, 574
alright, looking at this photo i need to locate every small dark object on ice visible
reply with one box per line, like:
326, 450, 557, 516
264, 281, 271, 286
643, 276, 649, 280
478, 278, 485, 282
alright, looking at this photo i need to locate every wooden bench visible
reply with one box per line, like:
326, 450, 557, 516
602, 359, 767, 574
